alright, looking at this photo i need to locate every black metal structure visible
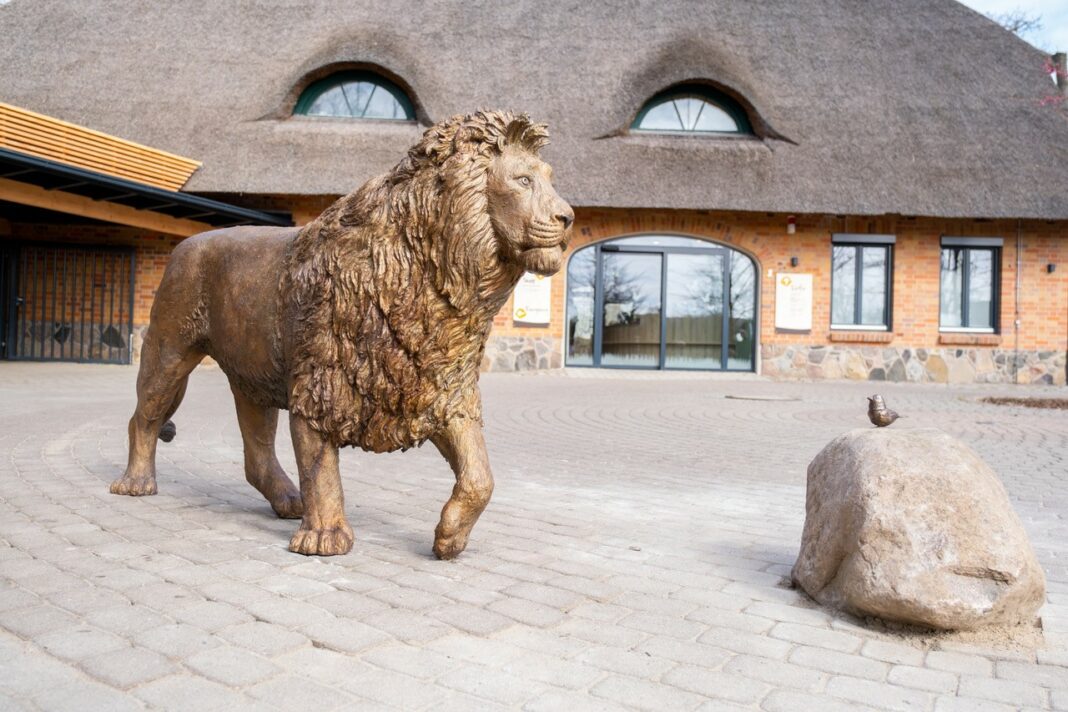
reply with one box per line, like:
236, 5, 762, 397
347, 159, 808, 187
2, 243, 136, 364
0, 148, 291, 228
0, 244, 14, 358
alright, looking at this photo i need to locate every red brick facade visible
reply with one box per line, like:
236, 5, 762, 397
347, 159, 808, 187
490, 208, 1068, 384
6, 201, 1066, 383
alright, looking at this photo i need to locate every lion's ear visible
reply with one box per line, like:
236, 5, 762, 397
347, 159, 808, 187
418, 115, 466, 165
425, 128, 456, 165
503, 116, 550, 154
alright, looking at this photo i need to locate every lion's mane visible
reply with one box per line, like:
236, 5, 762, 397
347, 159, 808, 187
280, 110, 550, 453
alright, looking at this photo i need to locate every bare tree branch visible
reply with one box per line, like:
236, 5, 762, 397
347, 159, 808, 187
987, 8, 1042, 38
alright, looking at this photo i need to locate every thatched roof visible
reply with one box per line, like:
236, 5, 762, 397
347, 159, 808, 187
1, 1, 1065, 219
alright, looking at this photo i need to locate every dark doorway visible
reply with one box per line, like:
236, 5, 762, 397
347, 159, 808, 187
2, 244, 135, 364
0, 245, 15, 359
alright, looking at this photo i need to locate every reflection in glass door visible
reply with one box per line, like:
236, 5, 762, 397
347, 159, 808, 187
727, 251, 757, 369
565, 248, 596, 365
600, 252, 662, 367
665, 252, 724, 369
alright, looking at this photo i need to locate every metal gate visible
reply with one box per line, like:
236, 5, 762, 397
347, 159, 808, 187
1, 244, 135, 364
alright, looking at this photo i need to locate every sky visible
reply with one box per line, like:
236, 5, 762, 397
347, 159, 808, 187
957, 0, 1068, 53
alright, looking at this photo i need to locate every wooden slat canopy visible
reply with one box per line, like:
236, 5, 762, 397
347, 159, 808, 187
0, 102, 200, 191
0, 148, 292, 236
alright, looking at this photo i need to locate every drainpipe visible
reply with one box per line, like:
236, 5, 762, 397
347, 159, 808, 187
1014, 221, 1022, 384
1058, 56, 1068, 385
1056, 56, 1068, 385
1012, 219, 1021, 384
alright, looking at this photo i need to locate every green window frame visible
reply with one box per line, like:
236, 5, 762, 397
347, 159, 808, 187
294, 71, 415, 120
632, 86, 752, 134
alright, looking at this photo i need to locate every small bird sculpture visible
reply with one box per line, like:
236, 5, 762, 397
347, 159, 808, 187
867, 394, 901, 427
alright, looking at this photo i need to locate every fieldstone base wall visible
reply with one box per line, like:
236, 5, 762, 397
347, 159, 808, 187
762, 344, 1066, 385
482, 336, 562, 372
131, 325, 147, 364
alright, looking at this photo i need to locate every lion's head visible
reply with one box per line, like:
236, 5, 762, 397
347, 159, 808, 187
483, 138, 574, 276
387, 111, 573, 306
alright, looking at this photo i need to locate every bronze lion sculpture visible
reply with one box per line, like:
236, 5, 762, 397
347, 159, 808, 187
110, 110, 573, 558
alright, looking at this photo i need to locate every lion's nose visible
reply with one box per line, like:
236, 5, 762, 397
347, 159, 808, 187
556, 210, 575, 230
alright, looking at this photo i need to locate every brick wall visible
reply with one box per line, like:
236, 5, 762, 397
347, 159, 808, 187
489, 208, 1068, 384
6, 201, 1066, 383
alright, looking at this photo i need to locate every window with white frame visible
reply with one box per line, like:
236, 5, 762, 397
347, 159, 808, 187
831, 234, 894, 329
940, 237, 1000, 332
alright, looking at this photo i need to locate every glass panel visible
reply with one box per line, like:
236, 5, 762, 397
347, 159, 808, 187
665, 252, 724, 369
831, 246, 857, 325
600, 252, 662, 367
676, 97, 699, 129
307, 86, 352, 116
565, 248, 596, 365
860, 246, 888, 326
637, 95, 740, 133
940, 248, 963, 328
304, 79, 409, 119
637, 100, 684, 131
363, 84, 406, 119
728, 251, 756, 369
606, 236, 717, 248
968, 249, 994, 329
692, 100, 740, 132
346, 81, 375, 115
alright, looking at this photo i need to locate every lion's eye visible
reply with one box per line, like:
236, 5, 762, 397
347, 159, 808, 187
516, 176, 532, 188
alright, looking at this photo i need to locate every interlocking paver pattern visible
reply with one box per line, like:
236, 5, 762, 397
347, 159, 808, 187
1, 362, 1066, 710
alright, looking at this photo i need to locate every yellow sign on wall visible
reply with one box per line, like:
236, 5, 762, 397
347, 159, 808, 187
775, 272, 813, 331
513, 272, 552, 325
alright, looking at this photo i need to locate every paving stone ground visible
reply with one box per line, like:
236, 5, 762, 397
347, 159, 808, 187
1, 362, 1066, 711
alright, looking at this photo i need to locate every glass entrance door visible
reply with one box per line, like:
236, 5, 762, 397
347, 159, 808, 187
665, 251, 725, 369
565, 235, 758, 371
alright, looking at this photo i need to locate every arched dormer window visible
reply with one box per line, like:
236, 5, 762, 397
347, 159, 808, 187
633, 85, 751, 135
294, 71, 414, 120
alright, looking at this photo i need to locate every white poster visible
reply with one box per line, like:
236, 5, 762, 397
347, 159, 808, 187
512, 272, 552, 324
774, 273, 813, 331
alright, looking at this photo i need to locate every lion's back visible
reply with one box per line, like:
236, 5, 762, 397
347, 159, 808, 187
156, 226, 300, 407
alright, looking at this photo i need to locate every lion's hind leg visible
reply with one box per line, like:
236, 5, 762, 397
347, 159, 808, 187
231, 387, 302, 519
110, 327, 202, 497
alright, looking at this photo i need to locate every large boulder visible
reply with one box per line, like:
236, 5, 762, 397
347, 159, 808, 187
792, 428, 1045, 630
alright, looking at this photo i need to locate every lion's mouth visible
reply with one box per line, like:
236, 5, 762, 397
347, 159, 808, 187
525, 221, 570, 250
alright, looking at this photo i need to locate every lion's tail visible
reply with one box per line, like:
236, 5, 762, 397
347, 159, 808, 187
158, 420, 177, 443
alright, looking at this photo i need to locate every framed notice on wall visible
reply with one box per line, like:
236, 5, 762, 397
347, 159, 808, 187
774, 273, 813, 331
512, 272, 552, 325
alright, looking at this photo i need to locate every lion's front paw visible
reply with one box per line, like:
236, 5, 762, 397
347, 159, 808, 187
433, 532, 471, 561
288, 522, 353, 556
109, 474, 157, 496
